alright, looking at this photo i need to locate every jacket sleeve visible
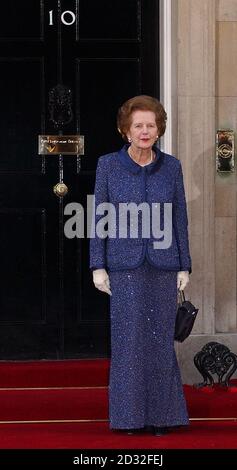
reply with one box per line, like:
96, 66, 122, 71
89, 157, 108, 270
173, 161, 192, 274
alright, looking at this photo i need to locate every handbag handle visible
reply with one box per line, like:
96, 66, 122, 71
178, 289, 186, 303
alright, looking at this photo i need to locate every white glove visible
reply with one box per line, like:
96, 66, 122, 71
177, 271, 189, 290
92, 269, 112, 296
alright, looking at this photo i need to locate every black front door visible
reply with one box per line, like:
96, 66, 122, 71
0, 0, 160, 360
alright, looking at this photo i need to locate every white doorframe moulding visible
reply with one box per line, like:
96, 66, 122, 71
159, 0, 177, 156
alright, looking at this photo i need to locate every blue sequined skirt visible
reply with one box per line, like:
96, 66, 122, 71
109, 260, 189, 429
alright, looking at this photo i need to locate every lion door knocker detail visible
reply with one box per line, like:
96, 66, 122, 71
49, 84, 73, 130
194, 342, 237, 388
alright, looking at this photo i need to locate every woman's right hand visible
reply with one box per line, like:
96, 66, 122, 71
92, 269, 112, 296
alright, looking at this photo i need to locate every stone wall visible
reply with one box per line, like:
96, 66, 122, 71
175, 0, 237, 384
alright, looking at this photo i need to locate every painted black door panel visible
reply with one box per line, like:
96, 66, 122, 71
0, 0, 159, 359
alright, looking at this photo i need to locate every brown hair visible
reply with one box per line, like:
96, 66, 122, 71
117, 95, 167, 141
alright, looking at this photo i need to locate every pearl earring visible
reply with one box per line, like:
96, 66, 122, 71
128, 137, 132, 143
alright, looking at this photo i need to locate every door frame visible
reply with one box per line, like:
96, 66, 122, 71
159, 0, 177, 156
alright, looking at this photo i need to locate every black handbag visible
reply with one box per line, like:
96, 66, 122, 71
174, 290, 199, 342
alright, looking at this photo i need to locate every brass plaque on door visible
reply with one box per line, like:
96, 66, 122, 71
38, 135, 84, 155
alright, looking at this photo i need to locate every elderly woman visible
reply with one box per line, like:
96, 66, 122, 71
90, 95, 192, 436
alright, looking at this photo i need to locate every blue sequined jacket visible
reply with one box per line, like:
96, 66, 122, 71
90, 145, 192, 274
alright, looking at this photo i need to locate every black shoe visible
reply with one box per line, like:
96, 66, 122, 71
153, 426, 170, 436
126, 428, 142, 435
111, 428, 141, 435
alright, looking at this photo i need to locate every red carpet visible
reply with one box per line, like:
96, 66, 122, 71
0, 359, 236, 449
0, 359, 110, 387
0, 388, 108, 421
186, 382, 237, 418
0, 421, 236, 449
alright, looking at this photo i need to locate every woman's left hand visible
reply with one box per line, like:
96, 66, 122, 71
177, 271, 189, 290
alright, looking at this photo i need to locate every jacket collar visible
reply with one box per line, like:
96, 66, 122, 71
117, 144, 162, 174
